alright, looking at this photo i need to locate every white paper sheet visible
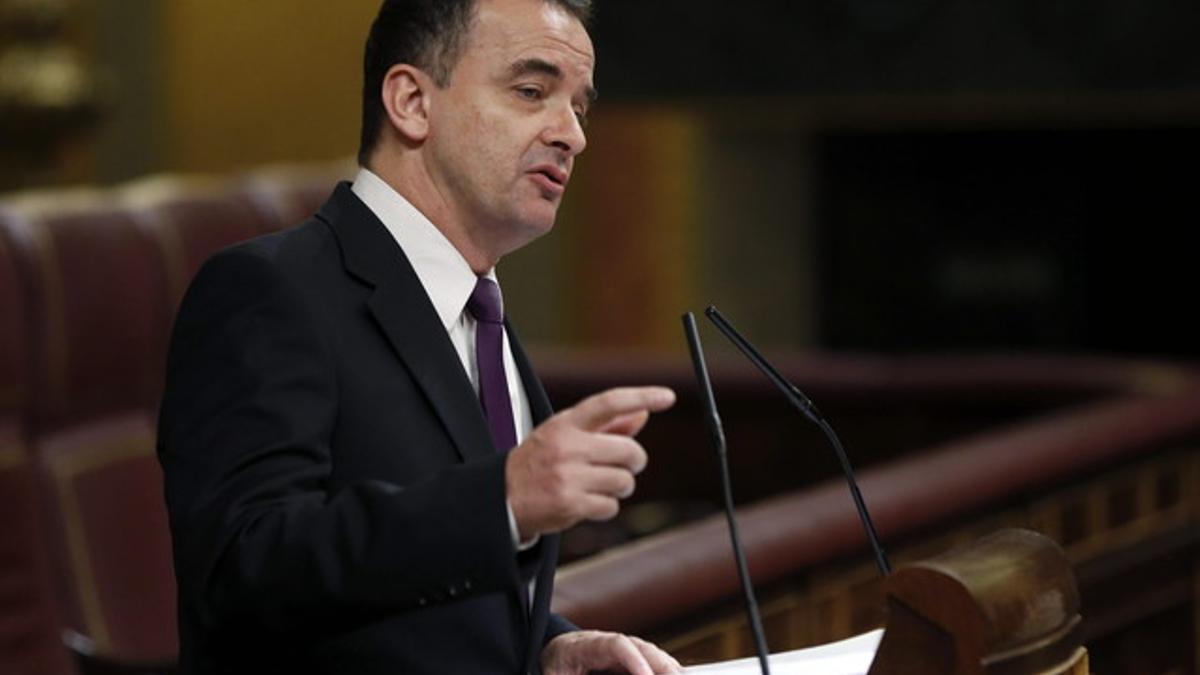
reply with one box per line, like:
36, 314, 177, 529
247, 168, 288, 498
681, 629, 882, 675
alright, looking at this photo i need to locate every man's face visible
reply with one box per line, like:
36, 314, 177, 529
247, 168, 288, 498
424, 0, 595, 256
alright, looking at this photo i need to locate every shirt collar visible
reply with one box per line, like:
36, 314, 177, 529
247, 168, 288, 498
350, 168, 496, 330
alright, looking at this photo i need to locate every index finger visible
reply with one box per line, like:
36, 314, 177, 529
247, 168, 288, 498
568, 387, 675, 432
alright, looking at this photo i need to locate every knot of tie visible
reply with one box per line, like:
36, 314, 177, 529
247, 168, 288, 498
467, 277, 504, 324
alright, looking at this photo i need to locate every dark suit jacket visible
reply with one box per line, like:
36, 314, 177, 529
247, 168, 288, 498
157, 184, 574, 674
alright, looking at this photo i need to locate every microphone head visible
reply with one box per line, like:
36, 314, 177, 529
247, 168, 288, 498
704, 305, 824, 424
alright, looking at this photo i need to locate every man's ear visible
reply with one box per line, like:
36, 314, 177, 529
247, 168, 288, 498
381, 64, 433, 143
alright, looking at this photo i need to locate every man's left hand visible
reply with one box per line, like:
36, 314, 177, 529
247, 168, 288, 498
542, 630, 683, 674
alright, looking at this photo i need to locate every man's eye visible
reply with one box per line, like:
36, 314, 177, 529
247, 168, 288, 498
516, 86, 542, 100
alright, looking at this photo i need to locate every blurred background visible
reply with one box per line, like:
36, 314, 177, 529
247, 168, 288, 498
6, 0, 1199, 356
3, 1, 1200, 674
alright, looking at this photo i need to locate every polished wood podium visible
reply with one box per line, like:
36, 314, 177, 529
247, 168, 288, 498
868, 529, 1088, 675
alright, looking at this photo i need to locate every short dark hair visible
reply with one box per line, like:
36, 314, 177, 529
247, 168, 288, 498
358, 0, 593, 166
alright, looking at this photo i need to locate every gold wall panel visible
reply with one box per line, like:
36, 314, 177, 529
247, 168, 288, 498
161, 1, 377, 172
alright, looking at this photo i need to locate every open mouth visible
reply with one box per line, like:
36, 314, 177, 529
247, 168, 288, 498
531, 165, 568, 188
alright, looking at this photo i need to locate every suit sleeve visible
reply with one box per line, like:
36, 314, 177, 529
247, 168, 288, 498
158, 247, 520, 634
545, 613, 578, 644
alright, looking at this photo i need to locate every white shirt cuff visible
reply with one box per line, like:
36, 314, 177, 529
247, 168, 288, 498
506, 499, 540, 551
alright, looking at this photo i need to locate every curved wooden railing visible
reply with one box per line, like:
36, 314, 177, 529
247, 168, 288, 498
553, 389, 1200, 670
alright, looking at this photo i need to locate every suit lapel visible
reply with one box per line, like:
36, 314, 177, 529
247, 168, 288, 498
318, 184, 495, 463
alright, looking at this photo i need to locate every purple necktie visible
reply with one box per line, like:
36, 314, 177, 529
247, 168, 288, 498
467, 277, 518, 453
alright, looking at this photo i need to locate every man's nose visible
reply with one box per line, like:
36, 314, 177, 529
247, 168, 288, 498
543, 103, 587, 156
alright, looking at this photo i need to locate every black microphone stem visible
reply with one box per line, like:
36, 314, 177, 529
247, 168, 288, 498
705, 306, 891, 577
814, 416, 891, 576
683, 313, 771, 675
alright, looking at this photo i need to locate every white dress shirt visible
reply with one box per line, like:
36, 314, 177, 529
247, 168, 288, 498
351, 168, 536, 551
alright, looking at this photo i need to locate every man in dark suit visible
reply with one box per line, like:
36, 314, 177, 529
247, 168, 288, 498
157, 0, 682, 673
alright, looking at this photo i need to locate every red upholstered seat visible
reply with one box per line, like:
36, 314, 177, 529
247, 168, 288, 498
122, 176, 280, 313
239, 159, 354, 228
0, 192, 169, 430
33, 413, 177, 663
2, 195, 178, 669
0, 425, 72, 675
0, 218, 70, 675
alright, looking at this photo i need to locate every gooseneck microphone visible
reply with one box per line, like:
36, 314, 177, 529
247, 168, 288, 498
705, 306, 892, 577
683, 312, 771, 675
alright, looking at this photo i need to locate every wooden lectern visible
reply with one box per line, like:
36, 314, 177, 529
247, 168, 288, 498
868, 529, 1088, 675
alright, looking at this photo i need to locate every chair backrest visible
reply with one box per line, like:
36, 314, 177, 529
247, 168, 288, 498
239, 159, 353, 227
0, 212, 72, 675
0, 424, 73, 675
0, 166, 344, 674
0, 192, 169, 431
121, 176, 280, 315
1, 192, 178, 669
33, 413, 177, 663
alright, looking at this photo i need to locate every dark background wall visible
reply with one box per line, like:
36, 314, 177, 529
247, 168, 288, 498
579, 0, 1200, 357
589, 0, 1200, 96
7, 0, 1200, 357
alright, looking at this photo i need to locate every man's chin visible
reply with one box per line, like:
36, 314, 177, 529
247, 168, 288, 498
520, 217, 557, 243
495, 211, 558, 256
519, 203, 560, 237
